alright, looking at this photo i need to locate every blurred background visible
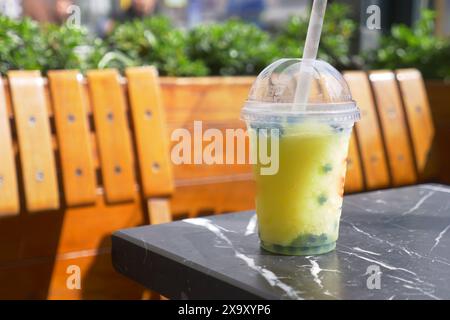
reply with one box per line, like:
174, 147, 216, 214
2, 0, 450, 36
1, 0, 449, 78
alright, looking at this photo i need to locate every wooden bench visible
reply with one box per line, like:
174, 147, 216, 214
0, 67, 438, 299
344, 69, 437, 192
159, 69, 438, 213
0, 67, 173, 299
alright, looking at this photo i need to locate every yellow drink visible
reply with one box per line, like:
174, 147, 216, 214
250, 121, 351, 255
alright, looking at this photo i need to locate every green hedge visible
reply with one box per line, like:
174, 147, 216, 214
0, 5, 448, 79
365, 10, 450, 81
274, 3, 357, 71
0, 3, 357, 77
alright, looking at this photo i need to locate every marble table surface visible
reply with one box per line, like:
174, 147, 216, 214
112, 184, 450, 300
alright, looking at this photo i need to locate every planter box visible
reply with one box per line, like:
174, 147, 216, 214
425, 80, 450, 184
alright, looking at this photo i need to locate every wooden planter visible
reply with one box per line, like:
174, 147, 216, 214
425, 80, 450, 184
159, 77, 256, 218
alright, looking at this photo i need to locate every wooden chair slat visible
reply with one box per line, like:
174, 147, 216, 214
8, 71, 59, 212
148, 198, 172, 225
344, 71, 390, 190
369, 71, 417, 186
87, 69, 135, 203
3, 82, 13, 117
0, 78, 19, 216
344, 132, 364, 193
396, 69, 436, 179
125, 67, 174, 198
48, 71, 97, 206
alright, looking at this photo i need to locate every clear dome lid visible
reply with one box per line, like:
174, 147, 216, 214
242, 59, 360, 123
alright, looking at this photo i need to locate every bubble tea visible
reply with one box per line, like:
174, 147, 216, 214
242, 59, 361, 255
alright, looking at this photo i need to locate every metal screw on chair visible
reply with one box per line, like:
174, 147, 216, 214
67, 114, 76, 123
370, 155, 378, 163
152, 162, 160, 173
145, 109, 153, 120
416, 105, 422, 114
107, 112, 114, 122
35, 171, 44, 182
75, 168, 83, 177
398, 154, 404, 161
387, 107, 396, 119
28, 115, 37, 127
114, 165, 122, 174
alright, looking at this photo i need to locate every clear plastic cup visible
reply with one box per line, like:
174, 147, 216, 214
242, 59, 361, 256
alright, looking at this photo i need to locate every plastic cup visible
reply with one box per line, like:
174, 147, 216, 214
242, 59, 361, 256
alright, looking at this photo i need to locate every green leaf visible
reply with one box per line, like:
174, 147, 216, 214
274, 3, 357, 70
365, 9, 450, 80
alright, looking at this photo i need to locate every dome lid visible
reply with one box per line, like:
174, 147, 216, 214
242, 59, 360, 123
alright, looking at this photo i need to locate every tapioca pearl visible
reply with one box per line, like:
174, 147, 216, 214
307, 235, 319, 244
319, 234, 329, 243
318, 194, 328, 206
330, 124, 345, 133
291, 234, 308, 247
321, 163, 333, 174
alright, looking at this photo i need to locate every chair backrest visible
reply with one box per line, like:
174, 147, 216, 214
0, 67, 437, 217
396, 69, 436, 181
9, 71, 60, 212
0, 67, 174, 221
343, 69, 436, 192
0, 78, 19, 215
0, 67, 438, 299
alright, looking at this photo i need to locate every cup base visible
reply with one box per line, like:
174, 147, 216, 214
261, 240, 336, 256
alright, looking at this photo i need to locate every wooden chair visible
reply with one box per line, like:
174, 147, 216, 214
0, 67, 438, 299
158, 69, 437, 212
0, 67, 173, 299
343, 69, 436, 192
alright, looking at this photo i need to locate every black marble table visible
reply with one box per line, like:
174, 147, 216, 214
112, 184, 450, 300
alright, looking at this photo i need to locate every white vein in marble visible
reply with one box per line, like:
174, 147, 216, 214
306, 257, 323, 289
430, 223, 450, 252
401, 191, 434, 216
386, 274, 416, 285
346, 222, 416, 257
234, 252, 302, 300
141, 238, 149, 264
402, 284, 440, 300
245, 215, 257, 236
338, 250, 417, 276
353, 247, 381, 256
184, 218, 302, 300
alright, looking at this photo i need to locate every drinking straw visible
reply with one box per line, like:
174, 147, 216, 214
293, 0, 328, 109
